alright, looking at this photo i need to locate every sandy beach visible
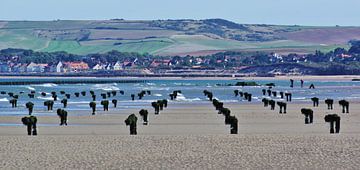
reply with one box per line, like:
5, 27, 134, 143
0, 101, 359, 169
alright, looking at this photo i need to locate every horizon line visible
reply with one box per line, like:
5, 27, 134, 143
0, 18, 359, 27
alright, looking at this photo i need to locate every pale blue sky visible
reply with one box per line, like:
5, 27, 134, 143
0, 0, 359, 26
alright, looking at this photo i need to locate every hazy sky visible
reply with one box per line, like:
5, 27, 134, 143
1, 0, 359, 26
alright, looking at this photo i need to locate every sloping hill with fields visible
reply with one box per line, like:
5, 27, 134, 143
0, 19, 359, 56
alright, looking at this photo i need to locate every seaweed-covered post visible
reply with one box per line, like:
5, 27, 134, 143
277, 102, 287, 114
325, 99, 334, 110
151, 102, 160, 115
285, 92, 292, 102
111, 91, 117, 97
301, 108, 313, 124
9, 99, 17, 108
61, 98, 68, 108
101, 100, 109, 111
125, 114, 138, 135
44, 100, 54, 111
267, 89, 271, 96
101, 93, 107, 99
324, 114, 340, 133
229, 116, 238, 134
279, 92, 284, 99
28, 93, 35, 98
339, 100, 349, 113
21, 116, 37, 136
272, 91, 277, 97
234, 90, 239, 97
57, 109, 68, 126
74, 92, 80, 97
262, 98, 269, 107
112, 99, 117, 108
25, 102, 34, 115
131, 94, 135, 101
89, 101, 96, 115
290, 79, 294, 88
169, 93, 175, 100
157, 100, 164, 110
139, 109, 149, 125
81, 91, 86, 96
311, 97, 319, 107
162, 99, 168, 108
262, 89, 266, 96
269, 100, 275, 110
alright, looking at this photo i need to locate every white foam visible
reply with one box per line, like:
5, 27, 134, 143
26, 86, 36, 91
33, 83, 58, 87
153, 94, 162, 97
0, 98, 9, 102
37, 96, 54, 100
175, 93, 202, 102
92, 84, 120, 91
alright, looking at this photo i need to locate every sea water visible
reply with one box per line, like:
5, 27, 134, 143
0, 78, 359, 116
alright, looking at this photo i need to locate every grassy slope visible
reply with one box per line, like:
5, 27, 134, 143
0, 20, 355, 55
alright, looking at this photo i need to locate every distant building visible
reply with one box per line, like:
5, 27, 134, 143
63, 62, 89, 72
26, 62, 48, 73
149, 60, 172, 68
113, 61, 123, 71
123, 61, 136, 69
56, 62, 64, 73
92, 64, 104, 71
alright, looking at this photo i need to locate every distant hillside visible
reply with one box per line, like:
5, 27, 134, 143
0, 19, 359, 56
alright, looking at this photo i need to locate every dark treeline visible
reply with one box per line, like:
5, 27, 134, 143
1, 40, 360, 74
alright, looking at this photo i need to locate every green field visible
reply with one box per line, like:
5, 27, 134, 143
0, 20, 357, 56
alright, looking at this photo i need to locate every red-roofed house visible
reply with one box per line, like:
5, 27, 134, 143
63, 62, 89, 72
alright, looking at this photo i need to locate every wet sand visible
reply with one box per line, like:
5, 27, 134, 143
0, 101, 359, 169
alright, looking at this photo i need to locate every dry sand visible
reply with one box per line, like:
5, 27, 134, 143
0, 102, 359, 169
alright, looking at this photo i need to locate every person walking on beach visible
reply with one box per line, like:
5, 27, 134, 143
309, 84, 315, 89
290, 79, 294, 88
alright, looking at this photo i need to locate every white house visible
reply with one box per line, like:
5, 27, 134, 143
113, 61, 123, 71
26, 62, 47, 73
92, 64, 104, 70
56, 62, 64, 73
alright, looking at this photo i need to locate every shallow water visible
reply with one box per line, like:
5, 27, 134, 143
0, 78, 359, 116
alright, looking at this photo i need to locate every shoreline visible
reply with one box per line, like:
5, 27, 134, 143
0, 75, 359, 81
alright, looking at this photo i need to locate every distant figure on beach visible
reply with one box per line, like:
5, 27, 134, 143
290, 79, 294, 88
300, 80, 304, 88
21, 116, 37, 136
125, 114, 138, 135
309, 84, 315, 89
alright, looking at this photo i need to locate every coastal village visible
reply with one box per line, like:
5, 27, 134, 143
0, 50, 357, 75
